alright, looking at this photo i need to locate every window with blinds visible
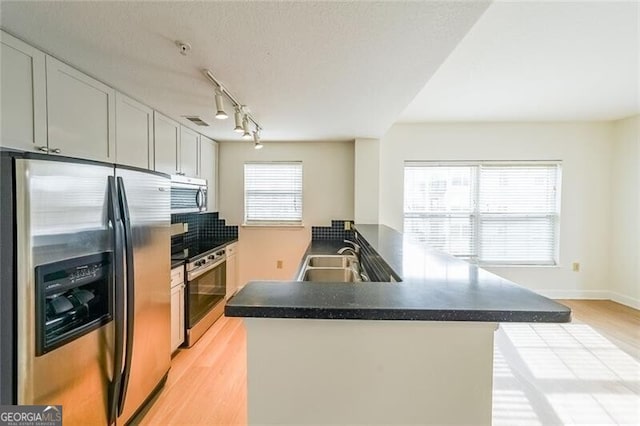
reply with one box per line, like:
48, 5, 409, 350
404, 161, 561, 265
244, 162, 303, 224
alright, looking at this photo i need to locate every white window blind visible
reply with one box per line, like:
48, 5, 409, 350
244, 162, 303, 224
404, 161, 561, 265
404, 165, 476, 257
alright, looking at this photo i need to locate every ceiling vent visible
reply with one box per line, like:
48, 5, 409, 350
183, 116, 209, 127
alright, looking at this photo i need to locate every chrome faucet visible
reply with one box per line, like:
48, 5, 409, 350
338, 239, 360, 255
337, 247, 357, 256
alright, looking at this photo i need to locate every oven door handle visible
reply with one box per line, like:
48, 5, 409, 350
187, 257, 226, 281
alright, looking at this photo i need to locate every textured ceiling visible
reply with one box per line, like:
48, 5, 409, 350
399, 1, 640, 122
0, 1, 489, 141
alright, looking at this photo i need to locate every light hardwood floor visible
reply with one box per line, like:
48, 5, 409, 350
494, 300, 640, 426
139, 315, 247, 425
139, 300, 640, 425
559, 300, 640, 356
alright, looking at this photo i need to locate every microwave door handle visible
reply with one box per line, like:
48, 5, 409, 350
107, 176, 125, 426
116, 177, 136, 416
196, 188, 204, 211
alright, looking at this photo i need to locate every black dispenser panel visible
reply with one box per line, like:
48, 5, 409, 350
35, 252, 113, 356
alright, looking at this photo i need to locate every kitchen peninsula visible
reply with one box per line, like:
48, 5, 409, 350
226, 224, 571, 425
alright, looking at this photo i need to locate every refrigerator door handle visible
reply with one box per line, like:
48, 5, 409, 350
116, 176, 136, 416
107, 176, 126, 426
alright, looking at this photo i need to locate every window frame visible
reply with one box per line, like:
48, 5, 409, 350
243, 161, 304, 226
403, 160, 562, 266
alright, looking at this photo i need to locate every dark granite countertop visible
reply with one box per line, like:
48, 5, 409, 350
225, 225, 571, 323
171, 259, 185, 269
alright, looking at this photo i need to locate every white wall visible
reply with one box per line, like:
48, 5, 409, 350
218, 141, 354, 286
354, 138, 380, 224
610, 115, 640, 308
378, 122, 613, 297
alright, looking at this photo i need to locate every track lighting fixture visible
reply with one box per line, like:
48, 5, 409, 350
253, 128, 263, 150
233, 106, 244, 133
214, 87, 227, 120
203, 69, 264, 147
241, 115, 252, 140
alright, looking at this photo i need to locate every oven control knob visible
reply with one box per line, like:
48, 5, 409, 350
208, 255, 215, 260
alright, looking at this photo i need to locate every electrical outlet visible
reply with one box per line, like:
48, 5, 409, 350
344, 221, 352, 231
276, 260, 283, 269
572, 262, 580, 272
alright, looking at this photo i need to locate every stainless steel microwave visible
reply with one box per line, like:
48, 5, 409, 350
170, 175, 207, 213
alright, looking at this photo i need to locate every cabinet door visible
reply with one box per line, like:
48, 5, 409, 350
199, 135, 218, 211
170, 284, 185, 352
115, 92, 153, 169
225, 254, 237, 300
179, 284, 185, 347
179, 126, 199, 177
154, 112, 180, 175
0, 31, 47, 152
46, 56, 115, 161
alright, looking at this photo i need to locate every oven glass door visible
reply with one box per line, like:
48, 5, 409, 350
187, 261, 226, 327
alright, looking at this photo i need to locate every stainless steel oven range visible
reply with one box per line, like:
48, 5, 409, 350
184, 247, 226, 347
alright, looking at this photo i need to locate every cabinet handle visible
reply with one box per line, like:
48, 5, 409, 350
35, 146, 49, 153
51, 148, 61, 154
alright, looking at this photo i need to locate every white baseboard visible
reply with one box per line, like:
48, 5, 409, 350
536, 289, 640, 310
537, 289, 610, 300
608, 291, 640, 310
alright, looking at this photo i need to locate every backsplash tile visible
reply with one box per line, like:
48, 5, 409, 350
311, 220, 355, 240
171, 212, 238, 255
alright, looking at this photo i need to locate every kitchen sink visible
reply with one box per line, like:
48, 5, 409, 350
301, 267, 361, 283
306, 255, 357, 268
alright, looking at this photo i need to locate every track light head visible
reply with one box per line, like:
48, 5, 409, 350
214, 87, 227, 120
233, 106, 244, 133
242, 115, 252, 140
253, 130, 263, 149
203, 70, 264, 137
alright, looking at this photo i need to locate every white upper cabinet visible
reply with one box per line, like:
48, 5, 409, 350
46, 56, 116, 161
0, 31, 47, 152
115, 92, 153, 169
199, 135, 218, 211
154, 112, 180, 175
179, 126, 199, 177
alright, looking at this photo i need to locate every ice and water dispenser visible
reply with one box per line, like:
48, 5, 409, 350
34, 252, 113, 355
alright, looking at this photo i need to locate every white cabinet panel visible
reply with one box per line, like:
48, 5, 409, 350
180, 126, 199, 177
225, 242, 239, 300
170, 283, 185, 353
0, 31, 47, 152
154, 112, 180, 175
170, 266, 185, 353
115, 92, 153, 169
46, 56, 115, 161
199, 135, 218, 211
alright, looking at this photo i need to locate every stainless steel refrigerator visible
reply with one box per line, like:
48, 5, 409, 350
0, 152, 171, 425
